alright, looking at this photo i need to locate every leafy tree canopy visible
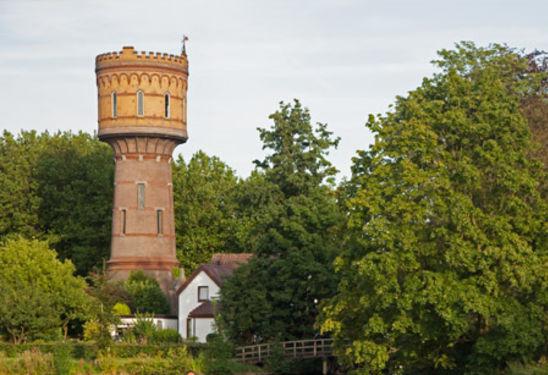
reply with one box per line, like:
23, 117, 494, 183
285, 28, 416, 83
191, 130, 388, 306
0, 237, 92, 343
320, 42, 547, 374
221, 100, 344, 344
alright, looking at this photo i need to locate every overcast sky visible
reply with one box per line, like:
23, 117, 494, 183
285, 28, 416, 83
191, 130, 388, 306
0, 0, 546, 178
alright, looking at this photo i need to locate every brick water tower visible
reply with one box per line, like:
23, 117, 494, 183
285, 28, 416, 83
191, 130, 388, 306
95, 46, 188, 294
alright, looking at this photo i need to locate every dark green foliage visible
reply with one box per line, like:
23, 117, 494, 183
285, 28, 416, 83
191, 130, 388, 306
172, 151, 245, 273
124, 271, 170, 314
221, 100, 344, 344
34, 133, 113, 275
320, 42, 547, 374
0, 131, 42, 238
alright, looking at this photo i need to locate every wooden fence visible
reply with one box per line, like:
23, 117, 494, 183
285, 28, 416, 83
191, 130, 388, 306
235, 338, 333, 364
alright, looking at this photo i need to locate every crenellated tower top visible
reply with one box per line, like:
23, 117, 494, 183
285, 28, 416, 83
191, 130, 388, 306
96, 46, 189, 144
96, 46, 188, 71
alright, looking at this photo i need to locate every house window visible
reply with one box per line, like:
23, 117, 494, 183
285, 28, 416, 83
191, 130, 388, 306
121, 209, 127, 234
198, 286, 209, 302
164, 93, 170, 118
137, 183, 145, 209
156, 209, 163, 235
137, 90, 144, 116
111, 92, 117, 118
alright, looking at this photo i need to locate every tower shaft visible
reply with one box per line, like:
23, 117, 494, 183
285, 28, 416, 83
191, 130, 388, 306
106, 136, 179, 292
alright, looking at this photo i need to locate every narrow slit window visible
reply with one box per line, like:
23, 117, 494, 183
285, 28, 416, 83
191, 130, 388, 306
121, 209, 126, 234
156, 209, 163, 235
164, 94, 170, 119
111, 92, 117, 118
137, 90, 144, 116
137, 183, 145, 209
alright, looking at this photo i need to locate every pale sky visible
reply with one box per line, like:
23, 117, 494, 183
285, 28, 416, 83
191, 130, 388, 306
1, 0, 546, 178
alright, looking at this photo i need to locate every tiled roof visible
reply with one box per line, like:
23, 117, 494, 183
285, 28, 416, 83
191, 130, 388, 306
175, 253, 253, 295
188, 300, 220, 318
210, 253, 253, 265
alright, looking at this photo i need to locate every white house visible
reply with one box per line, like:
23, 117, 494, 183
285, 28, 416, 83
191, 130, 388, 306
176, 253, 252, 342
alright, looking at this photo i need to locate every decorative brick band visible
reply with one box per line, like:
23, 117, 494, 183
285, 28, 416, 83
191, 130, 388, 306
107, 257, 179, 271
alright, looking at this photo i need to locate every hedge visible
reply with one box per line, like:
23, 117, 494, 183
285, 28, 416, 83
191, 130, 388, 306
0, 341, 205, 360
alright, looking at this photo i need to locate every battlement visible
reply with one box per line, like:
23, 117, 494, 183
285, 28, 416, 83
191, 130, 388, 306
96, 46, 187, 70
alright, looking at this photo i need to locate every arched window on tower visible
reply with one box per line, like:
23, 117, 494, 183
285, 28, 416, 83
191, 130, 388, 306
164, 93, 170, 119
137, 90, 144, 116
111, 92, 117, 118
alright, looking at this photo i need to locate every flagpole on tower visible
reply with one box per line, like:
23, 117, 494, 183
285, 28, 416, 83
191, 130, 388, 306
181, 35, 189, 55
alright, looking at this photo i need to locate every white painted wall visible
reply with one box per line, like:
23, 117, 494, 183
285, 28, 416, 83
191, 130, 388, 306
113, 316, 178, 338
177, 271, 220, 339
192, 318, 216, 342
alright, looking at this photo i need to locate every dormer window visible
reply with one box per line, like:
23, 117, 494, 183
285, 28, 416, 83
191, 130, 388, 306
137, 90, 144, 116
164, 93, 170, 119
111, 92, 117, 118
198, 286, 209, 302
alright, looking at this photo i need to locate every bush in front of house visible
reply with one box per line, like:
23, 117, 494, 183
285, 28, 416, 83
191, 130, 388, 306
120, 313, 182, 345
124, 271, 170, 314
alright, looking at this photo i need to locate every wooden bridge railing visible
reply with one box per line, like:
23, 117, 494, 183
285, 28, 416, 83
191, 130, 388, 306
235, 338, 333, 364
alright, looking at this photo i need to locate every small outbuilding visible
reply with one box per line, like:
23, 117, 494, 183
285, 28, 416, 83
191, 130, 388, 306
176, 253, 252, 342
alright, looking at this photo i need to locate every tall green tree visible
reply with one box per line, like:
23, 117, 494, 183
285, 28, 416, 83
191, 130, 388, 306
0, 237, 92, 343
320, 43, 547, 374
173, 151, 243, 273
35, 132, 114, 275
221, 100, 344, 343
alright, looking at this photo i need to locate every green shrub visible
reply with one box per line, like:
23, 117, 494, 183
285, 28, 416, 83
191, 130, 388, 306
127, 314, 157, 344
0, 341, 205, 362
125, 271, 170, 314
113, 302, 131, 316
97, 346, 200, 375
108, 342, 205, 358
151, 328, 182, 344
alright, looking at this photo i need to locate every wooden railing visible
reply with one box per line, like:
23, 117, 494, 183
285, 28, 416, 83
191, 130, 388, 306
235, 338, 333, 364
